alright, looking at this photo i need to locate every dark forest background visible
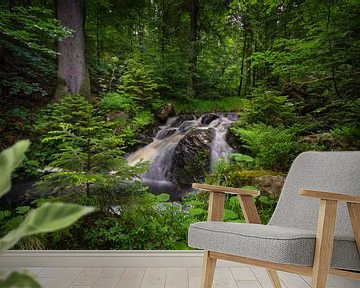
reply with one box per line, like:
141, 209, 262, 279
0, 0, 359, 251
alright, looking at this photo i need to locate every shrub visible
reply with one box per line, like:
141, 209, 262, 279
231, 123, 320, 171
239, 88, 298, 127
117, 58, 160, 110
100, 92, 135, 113
35, 95, 148, 210
45, 193, 192, 250
0, 141, 93, 286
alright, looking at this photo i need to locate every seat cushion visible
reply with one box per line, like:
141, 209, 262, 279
188, 221, 360, 271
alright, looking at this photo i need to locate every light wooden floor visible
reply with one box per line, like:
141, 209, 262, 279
2, 266, 360, 288
1, 251, 359, 288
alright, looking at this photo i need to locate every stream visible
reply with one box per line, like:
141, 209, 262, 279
127, 113, 237, 199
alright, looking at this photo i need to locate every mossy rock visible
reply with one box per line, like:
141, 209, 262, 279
171, 129, 212, 188
228, 169, 280, 186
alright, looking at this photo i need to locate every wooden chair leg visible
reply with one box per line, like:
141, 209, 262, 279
266, 269, 282, 288
312, 200, 337, 288
201, 251, 217, 288
347, 202, 360, 253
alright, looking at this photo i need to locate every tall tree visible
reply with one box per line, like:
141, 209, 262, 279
55, 0, 90, 97
187, 0, 199, 96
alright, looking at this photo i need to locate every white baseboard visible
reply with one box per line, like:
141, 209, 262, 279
0, 250, 246, 267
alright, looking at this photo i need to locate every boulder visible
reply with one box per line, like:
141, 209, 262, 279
301, 134, 357, 150
157, 103, 176, 121
155, 128, 177, 140
171, 129, 212, 189
106, 111, 129, 122
201, 113, 219, 125
252, 175, 285, 198
171, 114, 196, 128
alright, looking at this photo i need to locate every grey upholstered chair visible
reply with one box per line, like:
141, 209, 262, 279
188, 151, 360, 288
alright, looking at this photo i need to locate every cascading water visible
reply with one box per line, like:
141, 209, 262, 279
127, 113, 237, 197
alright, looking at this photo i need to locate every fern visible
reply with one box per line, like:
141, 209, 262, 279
36, 95, 148, 210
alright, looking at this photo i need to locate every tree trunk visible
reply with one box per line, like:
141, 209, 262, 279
96, 6, 100, 65
244, 22, 253, 96
187, 0, 199, 97
160, 0, 166, 67
138, 7, 145, 62
326, 0, 340, 98
252, 41, 257, 87
237, 29, 247, 97
55, 0, 91, 98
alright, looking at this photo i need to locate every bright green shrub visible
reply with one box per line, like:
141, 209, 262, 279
133, 111, 153, 130
231, 123, 320, 171
117, 58, 160, 110
35, 95, 148, 210
100, 92, 135, 113
239, 88, 297, 127
45, 193, 192, 250
0, 6, 70, 99
0, 141, 93, 287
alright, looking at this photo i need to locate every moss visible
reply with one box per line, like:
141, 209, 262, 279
231, 169, 281, 179
228, 169, 283, 187
180, 149, 210, 185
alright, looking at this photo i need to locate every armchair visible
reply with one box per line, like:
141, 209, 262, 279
188, 152, 360, 288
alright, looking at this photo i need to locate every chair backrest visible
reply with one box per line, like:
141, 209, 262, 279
269, 151, 360, 238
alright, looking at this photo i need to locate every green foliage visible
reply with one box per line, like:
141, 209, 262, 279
0, 6, 71, 55
207, 155, 261, 187
0, 5, 71, 99
45, 192, 192, 250
175, 97, 244, 113
0, 140, 30, 196
231, 123, 320, 171
36, 95, 147, 210
0, 203, 93, 251
239, 89, 298, 127
101, 92, 134, 113
255, 195, 277, 224
0, 271, 41, 288
1, 77, 48, 97
99, 91, 156, 149
133, 111, 153, 129
117, 58, 160, 110
206, 157, 234, 187
182, 192, 245, 223
0, 204, 45, 250
0, 141, 93, 287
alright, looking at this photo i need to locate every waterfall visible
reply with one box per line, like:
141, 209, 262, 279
127, 113, 237, 196
209, 116, 236, 167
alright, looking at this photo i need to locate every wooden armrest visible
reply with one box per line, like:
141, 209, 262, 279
194, 183, 261, 224
192, 183, 260, 196
299, 189, 360, 204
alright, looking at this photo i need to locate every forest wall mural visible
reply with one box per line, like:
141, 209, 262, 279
0, 0, 359, 255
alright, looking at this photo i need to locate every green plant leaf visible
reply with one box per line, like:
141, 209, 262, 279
174, 241, 189, 250
258, 195, 270, 204
0, 203, 94, 251
15, 206, 31, 215
0, 210, 11, 221
229, 196, 239, 206
189, 208, 206, 217
155, 193, 170, 202
0, 140, 30, 197
186, 200, 204, 207
0, 271, 41, 288
223, 209, 239, 221
231, 153, 254, 162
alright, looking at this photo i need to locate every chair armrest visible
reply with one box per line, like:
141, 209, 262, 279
192, 183, 260, 196
299, 189, 360, 204
193, 183, 261, 224
300, 189, 360, 258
